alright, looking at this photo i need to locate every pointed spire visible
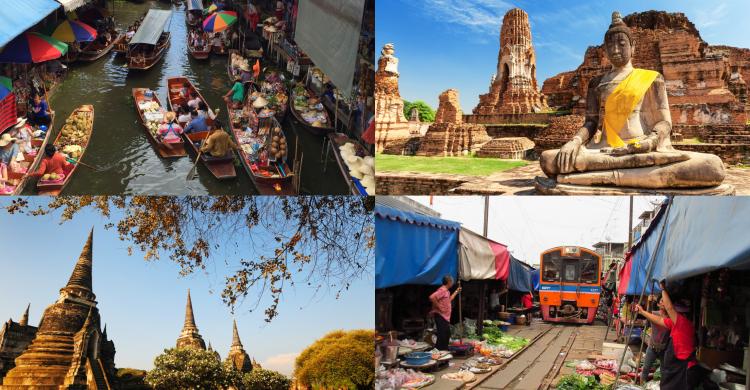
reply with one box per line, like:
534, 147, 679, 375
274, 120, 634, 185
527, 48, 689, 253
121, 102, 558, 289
103, 324, 108, 339
19, 303, 30, 327
208, 341, 213, 351
183, 289, 197, 331
65, 229, 94, 291
231, 319, 243, 348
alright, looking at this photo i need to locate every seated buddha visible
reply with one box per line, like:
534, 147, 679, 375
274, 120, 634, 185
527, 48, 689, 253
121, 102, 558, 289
539, 12, 725, 189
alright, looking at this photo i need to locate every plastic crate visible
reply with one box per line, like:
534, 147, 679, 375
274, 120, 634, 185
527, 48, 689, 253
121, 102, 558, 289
0, 93, 17, 132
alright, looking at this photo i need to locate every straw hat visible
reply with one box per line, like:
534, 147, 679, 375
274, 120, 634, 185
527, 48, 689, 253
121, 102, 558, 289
264, 16, 278, 24
164, 111, 176, 123
252, 96, 268, 108
239, 62, 251, 72
265, 25, 278, 33
0, 133, 17, 147
14, 117, 27, 129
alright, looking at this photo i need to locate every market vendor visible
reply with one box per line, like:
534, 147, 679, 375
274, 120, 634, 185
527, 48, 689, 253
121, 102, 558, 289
10, 117, 34, 155
158, 112, 184, 144
200, 130, 238, 158
28, 144, 73, 178
224, 76, 245, 109
429, 275, 461, 351
522, 291, 533, 309
28, 94, 52, 127
635, 281, 699, 389
184, 110, 209, 134
638, 295, 670, 384
0, 134, 22, 186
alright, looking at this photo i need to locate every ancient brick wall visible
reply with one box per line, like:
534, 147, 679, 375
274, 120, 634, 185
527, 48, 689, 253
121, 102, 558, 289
375, 172, 472, 195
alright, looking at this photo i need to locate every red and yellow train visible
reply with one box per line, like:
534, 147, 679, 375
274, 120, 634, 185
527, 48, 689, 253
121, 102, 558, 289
539, 246, 601, 324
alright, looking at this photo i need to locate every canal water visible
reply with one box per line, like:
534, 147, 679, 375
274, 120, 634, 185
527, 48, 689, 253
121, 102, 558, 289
30, 0, 349, 195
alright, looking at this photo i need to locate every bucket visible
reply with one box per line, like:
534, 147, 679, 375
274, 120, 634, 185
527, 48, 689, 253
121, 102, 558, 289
498, 321, 510, 332
381, 345, 398, 363
507, 314, 517, 324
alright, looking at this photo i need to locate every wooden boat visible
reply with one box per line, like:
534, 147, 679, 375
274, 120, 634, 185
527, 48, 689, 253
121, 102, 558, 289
188, 34, 211, 60
327, 133, 372, 195
0, 113, 55, 195
166, 76, 236, 180
290, 85, 334, 136
127, 32, 170, 70
132, 88, 187, 158
212, 43, 228, 56
112, 33, 128, 54
61, 46, 80, 63
36, 105, 94, 196
226, 102, 295, 194
78, 30, 119, 62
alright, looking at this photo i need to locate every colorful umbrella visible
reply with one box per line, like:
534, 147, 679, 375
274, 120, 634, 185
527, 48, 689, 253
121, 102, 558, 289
202, 10, 237, 32
0, 77, 13, 100
0, 32, 69, 64
52, 20, 98, 43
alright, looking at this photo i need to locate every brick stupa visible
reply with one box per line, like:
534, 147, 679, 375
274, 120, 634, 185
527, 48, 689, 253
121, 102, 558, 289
225, 320, 252, 373
417, 89, 491, 156
375, 44, 412, 153
175, 289, 206, 350
474, 8, 548, 115
1, 230, 117, 390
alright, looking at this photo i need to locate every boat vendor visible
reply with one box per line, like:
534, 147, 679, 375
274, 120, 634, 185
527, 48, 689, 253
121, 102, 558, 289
158, 112, 184, 144
28, 144, 74, 179
635, 281, 701, 389
177, 105, 192, 124
211, 33, 224, 53
638, 294, 671, 384
429, 275, 462, 351
224, 76, 245, 109
184, 110, 209, 134
239, 62, 254, 85
197, 102, 218, 121
200, 129, 238, 158
28, 94, 52, 127
0, 134, 23, 186
10, 118, 34, 155
187, 92, 202, 110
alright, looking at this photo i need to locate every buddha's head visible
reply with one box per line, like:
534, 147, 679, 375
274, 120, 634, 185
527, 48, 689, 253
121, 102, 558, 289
604, 11, 634, 68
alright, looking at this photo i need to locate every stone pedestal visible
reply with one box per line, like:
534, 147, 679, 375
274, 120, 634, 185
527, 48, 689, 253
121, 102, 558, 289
534, 176, 736, 195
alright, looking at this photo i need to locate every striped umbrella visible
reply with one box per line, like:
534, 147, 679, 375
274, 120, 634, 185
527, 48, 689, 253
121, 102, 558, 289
52, 20, 98, 43
0, 32, 69, 64
202, 10, 237, 32
0, 77, 12, 100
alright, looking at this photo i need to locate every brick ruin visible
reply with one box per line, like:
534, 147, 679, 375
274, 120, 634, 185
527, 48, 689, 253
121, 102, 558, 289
416, 89, 491, 156
474, 8, 548, 115
541, 10, 750, 163
375, 44, 416, 154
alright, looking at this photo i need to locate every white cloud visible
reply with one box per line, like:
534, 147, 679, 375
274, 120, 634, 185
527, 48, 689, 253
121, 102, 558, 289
406, 0, 514, 39
261, 352, 299, 376
693, 2, 727, 29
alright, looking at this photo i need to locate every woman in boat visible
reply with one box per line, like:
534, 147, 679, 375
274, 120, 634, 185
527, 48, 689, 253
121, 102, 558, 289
238, 62, 254, 85
28, 144, 73, 179
211, 33, 224, 53
158, 112, 184, 144
184, 110, 209, 134
177, 105, 192, 124
201, 129, 238, 158
10, 118, 34, 155
0, 134, 22, 187
179, 82, 192, 101
224, 75, 245, 109
27, 94, 52, 127
187, 91, 202, 110
197, 101, 217, 121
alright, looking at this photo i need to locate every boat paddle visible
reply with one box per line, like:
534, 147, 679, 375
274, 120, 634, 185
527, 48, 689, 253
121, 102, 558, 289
186, 110, 220, 180
66, 157, 101, 171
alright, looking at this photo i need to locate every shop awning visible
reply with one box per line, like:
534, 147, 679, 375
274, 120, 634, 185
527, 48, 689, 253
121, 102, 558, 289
187, 0, 203, 11
375, 204, 460, 289
295, 0, 365, 97
130, 9, 172, 46
458, 228, 509, 281
0, 0, 62, 48
55, 0, 90, 12
626, 197, 750, 295
617, 254, 632, 295
507, 256, 535, 292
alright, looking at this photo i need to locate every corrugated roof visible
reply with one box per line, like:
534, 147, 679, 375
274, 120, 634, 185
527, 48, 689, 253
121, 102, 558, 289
130, 9, 172, 46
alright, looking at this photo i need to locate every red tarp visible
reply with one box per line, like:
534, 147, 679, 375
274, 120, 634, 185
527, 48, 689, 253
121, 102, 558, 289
617, 253, 633, 295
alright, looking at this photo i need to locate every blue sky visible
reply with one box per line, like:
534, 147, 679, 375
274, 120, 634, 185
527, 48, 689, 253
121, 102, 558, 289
376, 0, 750, 110
0, 200, 373, 375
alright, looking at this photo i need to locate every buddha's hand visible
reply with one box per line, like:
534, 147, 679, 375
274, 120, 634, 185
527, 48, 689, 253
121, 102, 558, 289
602, 139, 654, 156
556, 137, 582, 174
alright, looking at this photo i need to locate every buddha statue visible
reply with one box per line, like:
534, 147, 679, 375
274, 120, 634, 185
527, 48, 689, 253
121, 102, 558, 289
538, 12, 728, 192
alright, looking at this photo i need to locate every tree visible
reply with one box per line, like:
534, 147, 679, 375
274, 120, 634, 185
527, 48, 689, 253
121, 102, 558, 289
403, 100, 435, 122
146, 348, 238, 389
242, 369, 291, 390
294, 329, 374, 389
4, 196, 374, 322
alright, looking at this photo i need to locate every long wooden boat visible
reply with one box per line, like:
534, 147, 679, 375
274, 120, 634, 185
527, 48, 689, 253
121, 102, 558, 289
290, 85, 334, 136
112, 33, 128, 54
61, 46, 80, 63
226, 102, 295, 194
188, 35, 211, 59
166, 76, 236, 180
327, 132, 372, 195
78, 30, 119, 62
132, 88, 187, 158
127, 32, 170, 70
0, 113, 55, 195
36, 105, 94, 196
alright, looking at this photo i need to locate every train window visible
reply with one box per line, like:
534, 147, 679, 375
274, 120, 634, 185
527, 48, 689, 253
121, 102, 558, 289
542, 252, 560, 282
580, 254, 599, 284
563, 261, 577, 282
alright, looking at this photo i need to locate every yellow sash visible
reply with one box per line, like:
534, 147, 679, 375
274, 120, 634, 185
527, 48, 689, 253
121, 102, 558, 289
603, 68, 659, 148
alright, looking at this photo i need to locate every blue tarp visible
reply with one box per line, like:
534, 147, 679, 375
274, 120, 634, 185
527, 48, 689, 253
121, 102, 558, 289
626, 197, 750, 295
531, 269, 540, 291
375, 204, 460, 289
508, 256, 535, 292
0, 0, 61, 48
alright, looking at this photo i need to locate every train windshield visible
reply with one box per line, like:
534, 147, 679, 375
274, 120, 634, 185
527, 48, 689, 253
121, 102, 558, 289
580, 253, 599, 284
542, 249, 599, 284
542, 251, 561, 282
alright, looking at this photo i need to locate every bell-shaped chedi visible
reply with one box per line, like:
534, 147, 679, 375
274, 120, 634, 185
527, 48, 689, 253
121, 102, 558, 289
225, 319, 252, 373
175, 289, 206, 350
0, 304, 37, 379
1, 229, 117, 389
474, 8, 548, 115
417, 89, 491, 156
375, 43, 413, 153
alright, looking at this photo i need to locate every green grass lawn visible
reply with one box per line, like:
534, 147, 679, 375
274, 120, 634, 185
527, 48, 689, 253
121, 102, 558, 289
376, 154, 528, 176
